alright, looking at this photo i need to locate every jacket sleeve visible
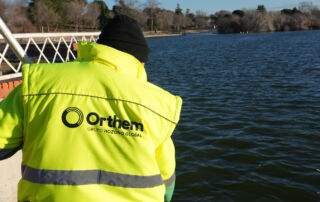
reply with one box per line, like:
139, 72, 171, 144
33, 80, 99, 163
155, 95, 181, 201
0, 84, 23, 160
155, 137, 176, 202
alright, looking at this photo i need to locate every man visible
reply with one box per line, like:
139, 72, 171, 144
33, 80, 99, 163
0, 15, 182, 202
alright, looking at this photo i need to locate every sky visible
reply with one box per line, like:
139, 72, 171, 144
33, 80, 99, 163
100, 0, 320, 14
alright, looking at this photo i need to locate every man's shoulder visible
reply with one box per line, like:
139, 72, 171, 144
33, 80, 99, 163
23, 61, 82, 72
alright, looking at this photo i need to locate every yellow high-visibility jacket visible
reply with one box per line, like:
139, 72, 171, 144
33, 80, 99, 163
0, 41, 182, 202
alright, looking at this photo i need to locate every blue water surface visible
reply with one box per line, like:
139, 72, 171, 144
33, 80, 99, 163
146, 31, 320, 201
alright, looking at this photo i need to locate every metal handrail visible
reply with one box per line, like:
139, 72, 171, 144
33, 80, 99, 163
0, 32, 100, 40
0, 17, 32, 64
0, 17, 99, 84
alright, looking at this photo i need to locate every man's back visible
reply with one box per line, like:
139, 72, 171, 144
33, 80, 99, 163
1, 15, 182, 201
12, 42, 181, 201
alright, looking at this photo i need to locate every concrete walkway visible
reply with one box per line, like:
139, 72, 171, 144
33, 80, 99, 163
0, 151, 21, 202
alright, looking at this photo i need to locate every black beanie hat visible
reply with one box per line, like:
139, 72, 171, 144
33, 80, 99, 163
97, 15, 150, 63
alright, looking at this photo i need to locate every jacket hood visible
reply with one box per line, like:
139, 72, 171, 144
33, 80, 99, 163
76, 41, 147, 81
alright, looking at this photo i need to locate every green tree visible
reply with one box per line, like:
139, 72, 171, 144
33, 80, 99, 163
281, 8, 293, 15
257, 5, 266, 12
281, 7, 301, 15
175, 3, 183, 15
185, 8, 190, 16
292, 7, 301, 14
232, 10, 245, 17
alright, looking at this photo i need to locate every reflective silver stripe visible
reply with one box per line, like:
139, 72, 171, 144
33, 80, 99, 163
0, 147, 20, 159
0, 149, 15, 157
163, 172, 175, 188
22, 165, 163, 188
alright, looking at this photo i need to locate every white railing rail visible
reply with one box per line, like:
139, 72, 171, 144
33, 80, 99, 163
0, 32, 100, 39
0, 19, 99, 82
0, 18, 32, 65
0, 32, 99, 78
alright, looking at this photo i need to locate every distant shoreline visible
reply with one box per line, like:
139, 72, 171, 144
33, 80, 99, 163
144, 32, 181, 38
144, 29, 212, 38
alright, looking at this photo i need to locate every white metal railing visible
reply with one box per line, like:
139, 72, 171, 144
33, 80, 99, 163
0, 22, 99, 82
0, 32, 99, 78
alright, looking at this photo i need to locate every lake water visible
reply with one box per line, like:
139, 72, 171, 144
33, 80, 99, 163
146, 31, 320, 201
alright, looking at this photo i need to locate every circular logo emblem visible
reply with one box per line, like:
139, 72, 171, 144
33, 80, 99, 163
62, 107, 84, 128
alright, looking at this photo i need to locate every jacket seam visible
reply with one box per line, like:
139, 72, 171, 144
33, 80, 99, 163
22, 92, 177, 125
164, 96, 182, 142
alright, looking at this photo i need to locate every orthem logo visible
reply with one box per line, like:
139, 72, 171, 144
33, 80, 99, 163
62, 107, 84, 128
62, 107, 144, 132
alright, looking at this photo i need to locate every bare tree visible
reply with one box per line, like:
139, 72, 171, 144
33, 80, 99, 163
134, 11, 148, 29
144, 0, 160, 31
185, 16, 193, 28
311, 7, 320, 18
33, 1, 60, 32
83, 2, 100, 29
299, 2, 320, 29
113, 0, 148, 29
65, 0, 86, 31
113, 0, 139, 16
115, 0, 138, 9
173, 14, 184, 31
128, 7, 145, 26
292, 13, 309, 30
216, 11, 233, 33
4, 0, 36, 33
158, 9, 174, 31
0, 0, 6, 19
195, 10, 209, 29
272, 12, 287, 31
241, 10, 275, 33
185, 9, 195, 28
2, 0, 319, 34
216, 11, 242, 33
264, 12, 276, 32
144, 0, 160, 9
299, 2, 317, 13
209, 14, 217, 29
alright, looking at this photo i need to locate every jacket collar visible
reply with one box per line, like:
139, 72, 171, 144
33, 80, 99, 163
76, 41, 147, 81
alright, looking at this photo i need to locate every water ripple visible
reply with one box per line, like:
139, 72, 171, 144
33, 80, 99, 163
147, 31, 320, 201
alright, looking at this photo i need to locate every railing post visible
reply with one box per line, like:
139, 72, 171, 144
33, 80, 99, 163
0, 17, 32, 64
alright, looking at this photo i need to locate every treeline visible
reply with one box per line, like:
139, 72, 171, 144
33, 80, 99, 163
0, 0, 320, 34
0, 0, 212, 33
0, 0, 110, 33
216, 3, 320, 33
